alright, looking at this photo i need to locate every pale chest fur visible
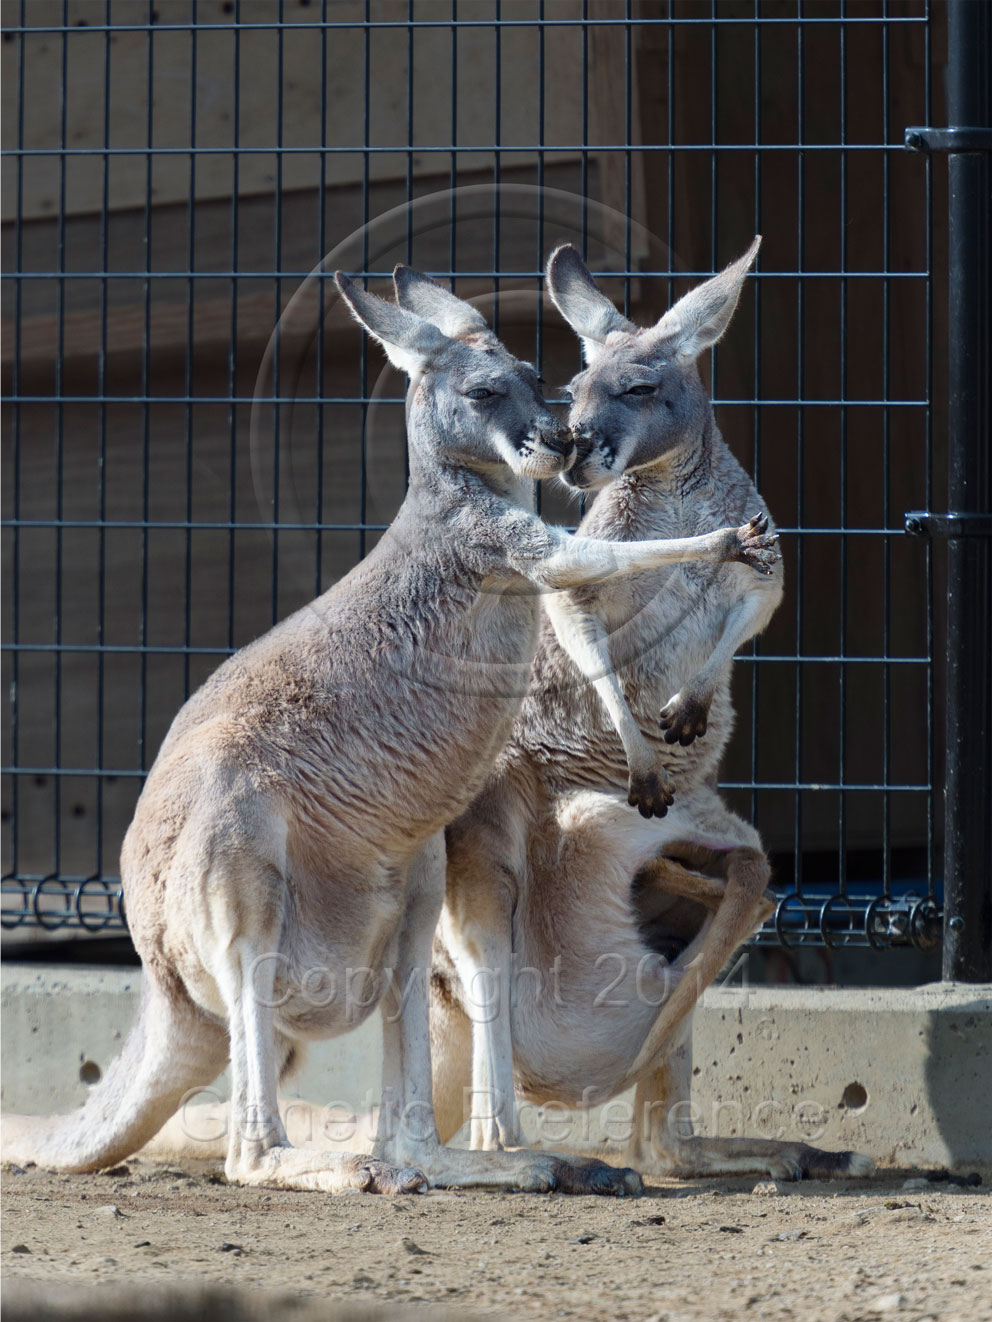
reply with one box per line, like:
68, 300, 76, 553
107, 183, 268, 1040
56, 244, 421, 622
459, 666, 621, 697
513, 463, 762, 791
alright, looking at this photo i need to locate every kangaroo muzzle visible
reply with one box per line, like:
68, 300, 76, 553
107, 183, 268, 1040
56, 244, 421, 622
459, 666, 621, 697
538, 430, 574, 458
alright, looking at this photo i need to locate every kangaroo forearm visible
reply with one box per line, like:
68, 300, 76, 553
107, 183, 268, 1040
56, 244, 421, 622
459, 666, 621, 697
688, 582, 781, 698
590, 673, 655, 769
544, 593, 654, 765
534, 528, 732, 590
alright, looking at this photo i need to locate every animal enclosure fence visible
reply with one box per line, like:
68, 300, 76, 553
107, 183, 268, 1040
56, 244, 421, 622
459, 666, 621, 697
2, 1, 988, 969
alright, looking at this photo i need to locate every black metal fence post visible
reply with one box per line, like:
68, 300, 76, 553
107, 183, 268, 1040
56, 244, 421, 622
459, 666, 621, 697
939, 0, 992, 981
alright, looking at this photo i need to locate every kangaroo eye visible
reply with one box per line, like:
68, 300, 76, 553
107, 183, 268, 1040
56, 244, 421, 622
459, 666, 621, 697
465, 387, 495, 401
626, 384, 656, 397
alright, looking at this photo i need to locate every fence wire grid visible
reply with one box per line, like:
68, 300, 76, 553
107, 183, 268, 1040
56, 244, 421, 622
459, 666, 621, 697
2, 1, 944, 952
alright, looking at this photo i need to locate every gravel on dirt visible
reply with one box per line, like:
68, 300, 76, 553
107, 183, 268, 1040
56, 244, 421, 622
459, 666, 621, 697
3, 1158, 990, 1321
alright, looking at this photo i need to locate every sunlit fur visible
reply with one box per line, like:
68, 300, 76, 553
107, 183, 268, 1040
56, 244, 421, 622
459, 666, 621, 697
2, 271, 769, 1198
433, 244, 872, 1182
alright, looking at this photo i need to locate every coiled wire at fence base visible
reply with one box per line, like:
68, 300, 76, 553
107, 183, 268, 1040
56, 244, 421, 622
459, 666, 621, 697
756, 889, 943, 951
1, 875, 942, 950
1, 876, 126, 933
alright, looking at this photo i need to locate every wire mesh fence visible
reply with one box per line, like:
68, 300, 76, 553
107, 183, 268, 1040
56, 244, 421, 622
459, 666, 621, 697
1, 0, 943, 951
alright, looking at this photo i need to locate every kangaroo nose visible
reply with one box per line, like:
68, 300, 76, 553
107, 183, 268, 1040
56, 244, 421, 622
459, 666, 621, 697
540, 430, 573, 456
570, 421, 599, 443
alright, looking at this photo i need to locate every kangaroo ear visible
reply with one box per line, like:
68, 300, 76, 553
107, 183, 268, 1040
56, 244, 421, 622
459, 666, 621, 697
545, 245, 636, 365
335, 272, 453, 376
651, 235, 761, 361
392, 266, 489, 339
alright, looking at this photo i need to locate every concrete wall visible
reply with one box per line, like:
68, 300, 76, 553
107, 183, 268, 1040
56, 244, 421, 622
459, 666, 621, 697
4, 965, 989, 1170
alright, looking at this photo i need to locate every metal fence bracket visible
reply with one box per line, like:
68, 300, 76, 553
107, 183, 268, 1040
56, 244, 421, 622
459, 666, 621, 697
904, 126, 992, 152
904, 512, 992, 538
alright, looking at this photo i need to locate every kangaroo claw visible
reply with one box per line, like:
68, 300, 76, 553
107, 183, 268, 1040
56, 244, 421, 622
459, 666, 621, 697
733, 513, 781, 575
627, 767, 675, 818
660, 690, 710, 746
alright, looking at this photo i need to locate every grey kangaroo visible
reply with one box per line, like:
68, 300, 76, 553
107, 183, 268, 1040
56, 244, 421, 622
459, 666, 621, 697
1, 266, 780, 1196
431, 240, 873, 1180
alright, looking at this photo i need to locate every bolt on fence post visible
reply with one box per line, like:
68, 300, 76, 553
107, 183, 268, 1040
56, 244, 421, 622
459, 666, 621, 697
942, 0, 992, 981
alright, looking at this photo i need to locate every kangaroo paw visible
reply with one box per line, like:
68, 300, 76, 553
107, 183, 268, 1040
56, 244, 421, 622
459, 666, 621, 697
733, 512, 780, 576
628, 767, 675, 818
660, 690, 710, 746
355, 1159, 430, 1195
551, 1156, 644, 1198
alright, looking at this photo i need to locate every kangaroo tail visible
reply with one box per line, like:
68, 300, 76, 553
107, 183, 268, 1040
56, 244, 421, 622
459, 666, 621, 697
1, 975, 228, 1172
429, 964, 473, 1146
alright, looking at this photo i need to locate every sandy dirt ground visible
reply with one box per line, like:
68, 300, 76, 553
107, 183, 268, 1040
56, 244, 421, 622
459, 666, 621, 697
3, 1159, 991, 1321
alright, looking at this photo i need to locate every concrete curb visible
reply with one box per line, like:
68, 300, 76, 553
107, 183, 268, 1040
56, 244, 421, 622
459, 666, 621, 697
2, 965, 990, 1169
